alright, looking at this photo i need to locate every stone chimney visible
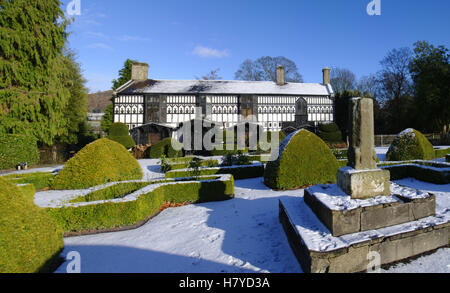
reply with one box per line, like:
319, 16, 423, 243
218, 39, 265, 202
131, 62, 149, 81
322, 67, 331, 85
276, 65, 286, 86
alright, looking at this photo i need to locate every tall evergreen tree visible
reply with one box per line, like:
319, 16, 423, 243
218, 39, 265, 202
0, 0, 69, 145
410, 41, 450, 135
112, 59, 137, 90
103, 59, 138, 133
57, 50, 89, 144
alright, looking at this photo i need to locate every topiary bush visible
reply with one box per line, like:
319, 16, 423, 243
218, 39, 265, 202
107, 122, 136, 149
0, 134, 40, 170
386, 128, 435, 161
317, 123, 343, 143
0, 177, 64, 273
264, 129, 340, 190
51, 138, 143, 190
149, 138, 183, 158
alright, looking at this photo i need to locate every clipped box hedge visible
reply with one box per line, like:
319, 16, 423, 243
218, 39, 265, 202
379, 160, 450, 184
317, 123, 343, 143
0, 134, 40, 170
107, 122, 136, 149
45, 175, 234, 233
165, 164, 264, 180
51, 138, 143, 190
0, 177, 63, 273
168, 159, 219, 171
434, 147, 450, 159
149, 138, 183, 158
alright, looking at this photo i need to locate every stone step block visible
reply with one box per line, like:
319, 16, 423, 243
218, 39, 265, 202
304, 183, 436, 237
279, 197, 449, 273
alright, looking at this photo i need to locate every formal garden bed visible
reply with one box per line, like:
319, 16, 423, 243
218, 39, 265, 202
165, 163, 264, 180
36, 174, 234, 234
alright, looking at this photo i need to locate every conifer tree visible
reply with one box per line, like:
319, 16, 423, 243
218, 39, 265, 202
0, 0, 69, 145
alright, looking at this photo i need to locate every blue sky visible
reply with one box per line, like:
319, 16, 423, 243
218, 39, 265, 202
60, 0, 450, 93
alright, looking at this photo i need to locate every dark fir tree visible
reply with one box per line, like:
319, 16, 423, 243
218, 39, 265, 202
410, 41, 450, 137
0, 0, 69, 145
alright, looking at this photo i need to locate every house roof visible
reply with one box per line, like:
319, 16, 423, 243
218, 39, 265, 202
117, 79, 334, 96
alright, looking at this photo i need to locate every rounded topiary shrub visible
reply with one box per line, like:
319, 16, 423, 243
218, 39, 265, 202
386, 128, 435, 161
317, 123, 343, 143
51, 138, 143, 190
0, 177, 64, 273
0, 134, 40, 170
264, 129, 339, 190
107, 122, 136, 149
149, 138, 183, 158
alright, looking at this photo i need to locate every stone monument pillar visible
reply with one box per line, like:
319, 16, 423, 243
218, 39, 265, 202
337, 97, 390, 199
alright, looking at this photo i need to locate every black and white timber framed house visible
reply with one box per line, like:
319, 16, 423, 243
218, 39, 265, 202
113, 62, 335, 143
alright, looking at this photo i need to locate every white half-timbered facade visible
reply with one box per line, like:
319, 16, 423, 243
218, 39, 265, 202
114, 66, 335, 132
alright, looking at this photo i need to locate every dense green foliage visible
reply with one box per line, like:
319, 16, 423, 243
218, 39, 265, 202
165, 164, 264, 180
149, 138, 183, 158
379, 161, 449, 184
112, 59, 137, 90
101, 104, 114, 133
0, 134, 40, 169
70, 182, 150, 203
0, 1, 91, 147
51, 138, 143, 190
317, 123, 343, 143
57, 50, 89, 145
17, 183, 36, 200
264, 130, 339, 190
410, 41, 450, 134
46, 176, 234, 232
386, 129, 435, 161
434, 147, 450, 158
0, 177, 63, 273
2, 172, 55, 190
107, 122, 136, 149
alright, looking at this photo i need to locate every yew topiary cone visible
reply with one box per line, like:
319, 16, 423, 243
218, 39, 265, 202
264, 129, 339, 190
51, 138, 143, 190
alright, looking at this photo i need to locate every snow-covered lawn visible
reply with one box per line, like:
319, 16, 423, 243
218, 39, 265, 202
51, 159, 450, 274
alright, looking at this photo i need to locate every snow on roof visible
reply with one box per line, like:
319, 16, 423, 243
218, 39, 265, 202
118, 79, 334, 96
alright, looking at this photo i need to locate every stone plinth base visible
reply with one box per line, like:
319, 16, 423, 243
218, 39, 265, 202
279, 197, 449, 273
337, 167, 390, 199
304, 183, 436, 236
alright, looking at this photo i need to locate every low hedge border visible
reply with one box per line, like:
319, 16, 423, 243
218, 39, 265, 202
43, 175, 234, 233
167, 159, 219, 171
378, 160, 450, 184
434, 147, 450, 159
1, 172, 55, 190
165, 163, 264, 180
17, 184, 36, 200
